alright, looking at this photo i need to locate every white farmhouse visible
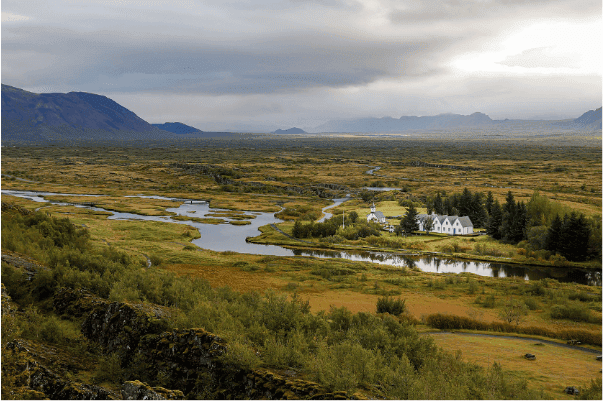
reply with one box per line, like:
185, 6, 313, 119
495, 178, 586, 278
366, 202, 388, 224
417, 213, 473, 235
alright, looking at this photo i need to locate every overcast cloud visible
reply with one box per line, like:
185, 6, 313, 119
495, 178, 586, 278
2, 0, 601, 131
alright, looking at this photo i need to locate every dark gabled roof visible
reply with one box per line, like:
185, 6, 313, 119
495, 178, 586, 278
416, 214, 473, 227
457, 216, 473, 227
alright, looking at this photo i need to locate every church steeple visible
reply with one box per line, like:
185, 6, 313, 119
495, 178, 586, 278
370, 202, 376, 213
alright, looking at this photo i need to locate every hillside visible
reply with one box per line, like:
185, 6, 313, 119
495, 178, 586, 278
152, 122, 204, 134
273, 127, 306, 135
1, 84, 172, 141
571, 107, 602, 130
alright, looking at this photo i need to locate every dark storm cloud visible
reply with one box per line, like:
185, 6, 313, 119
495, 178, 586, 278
1, 0, 600, 125
2, 24, 450, 94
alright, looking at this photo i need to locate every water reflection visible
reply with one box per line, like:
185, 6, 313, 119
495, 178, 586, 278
2, 189, 600, 286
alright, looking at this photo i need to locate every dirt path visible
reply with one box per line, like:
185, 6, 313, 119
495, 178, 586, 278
428, 331, 601, 355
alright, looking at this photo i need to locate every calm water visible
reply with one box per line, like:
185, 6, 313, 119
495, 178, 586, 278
2, 189, 600, 286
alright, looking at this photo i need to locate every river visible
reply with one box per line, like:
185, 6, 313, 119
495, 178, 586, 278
2, 189, 600, 286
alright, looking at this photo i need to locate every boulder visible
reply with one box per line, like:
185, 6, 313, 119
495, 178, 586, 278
564, 386, 579, 395
524, 353, 536, 360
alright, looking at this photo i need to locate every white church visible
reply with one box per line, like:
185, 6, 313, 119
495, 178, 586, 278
366, 202, 387, 224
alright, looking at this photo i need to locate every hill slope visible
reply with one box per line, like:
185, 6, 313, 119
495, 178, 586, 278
273, 127, 306, 134
152, 122, 204, 134
1, 84, 172, 141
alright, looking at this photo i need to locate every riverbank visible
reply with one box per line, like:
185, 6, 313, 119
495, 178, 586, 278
248, 221, 602, 273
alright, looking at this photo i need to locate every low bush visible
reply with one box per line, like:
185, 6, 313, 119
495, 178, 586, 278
550, 303, 599, 323
426, 313, 601, 346
376, 296, 406, 316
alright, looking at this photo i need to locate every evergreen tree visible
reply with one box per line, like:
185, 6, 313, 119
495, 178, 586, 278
458, 188, 472, 217
545, 214, 563, 253
559, 213, 590, 262
486, 201, 503, 239
400, 204, 419, 236
433, 192, 444, 215
509, 201, 527, 243
485, 191, 494, 216
500, 191, 517, 242
470, 192, 487, 228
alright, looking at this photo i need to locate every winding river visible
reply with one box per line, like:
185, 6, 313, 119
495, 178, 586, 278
2, 189, 600, 286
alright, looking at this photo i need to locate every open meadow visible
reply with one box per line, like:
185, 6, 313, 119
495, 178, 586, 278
2, 134, 601, 399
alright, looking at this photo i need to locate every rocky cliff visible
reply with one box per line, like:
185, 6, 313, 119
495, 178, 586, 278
53, 288, 349, 399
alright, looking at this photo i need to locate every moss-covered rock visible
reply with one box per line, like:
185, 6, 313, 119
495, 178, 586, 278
3, 340, 118, 400
55, 288, 351, 399
121, 380, 184, 400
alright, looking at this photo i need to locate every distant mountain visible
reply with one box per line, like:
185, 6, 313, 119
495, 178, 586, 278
273, 127, 306, 135
572, 107, 602, 130
1, 84, 172, 141
314, 112, 493, 133
152, 122, 203, 134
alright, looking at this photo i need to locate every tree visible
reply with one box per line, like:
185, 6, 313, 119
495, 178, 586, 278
423, 215, 434, 234
348, 211, 359, 224
486, 201, 503, 239
497, 298, 527, 326
485, 191, 494, 216
360, 190, 374, 203
558, 213, 590, 262
399, 204, 419, 236
545, 214, 563, 254
433, 192, 444, 215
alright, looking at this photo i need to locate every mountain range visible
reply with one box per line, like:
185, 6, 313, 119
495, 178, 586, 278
1, 84, 600, 142
313, 109, 601, 133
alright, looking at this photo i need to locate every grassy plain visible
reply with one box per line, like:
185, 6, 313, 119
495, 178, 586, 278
2, 135, 601, 397
429, 333, 601, 399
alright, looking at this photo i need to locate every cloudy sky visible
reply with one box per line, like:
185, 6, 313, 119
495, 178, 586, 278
2, 0, 601, 132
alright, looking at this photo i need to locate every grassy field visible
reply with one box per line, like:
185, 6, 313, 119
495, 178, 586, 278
2, 136, 601, 397
429, 333, 601, 399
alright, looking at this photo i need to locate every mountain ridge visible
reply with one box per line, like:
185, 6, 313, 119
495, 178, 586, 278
1, 84, 171, 141
312, 110, 601, 133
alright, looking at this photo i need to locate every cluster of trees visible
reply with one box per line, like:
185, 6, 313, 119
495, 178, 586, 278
292, 213, 382, 241
544, 213, 592, 262
486, 191, 600, 262
427, 188, 489, 227
486, 191, 526, 243
421, 189, 600, 262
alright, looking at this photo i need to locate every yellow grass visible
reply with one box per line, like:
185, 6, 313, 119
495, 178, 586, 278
429, 333, 602, 399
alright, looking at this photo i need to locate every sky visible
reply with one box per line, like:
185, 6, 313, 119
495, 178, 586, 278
2, 0, 601, 132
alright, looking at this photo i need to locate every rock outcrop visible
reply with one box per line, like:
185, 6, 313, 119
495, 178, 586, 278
55, 288, 350, 399
4, 340, 118, 400
121, 380, 184, 400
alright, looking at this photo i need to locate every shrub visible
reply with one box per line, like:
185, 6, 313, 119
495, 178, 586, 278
376, 296, 406, 316
467, 279, 479, 294
523, 297, 539, 311
149, 254, 164, 267
482, 294, 496, 308
92, 353, 124, 384
550, 303, 599, 323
